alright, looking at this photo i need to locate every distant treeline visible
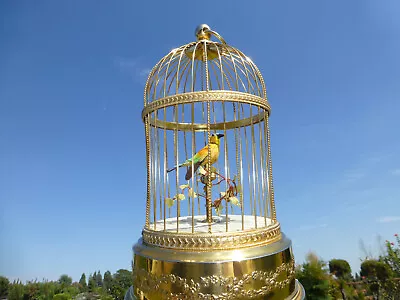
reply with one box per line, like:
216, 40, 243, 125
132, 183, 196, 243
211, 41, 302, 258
0, 269, 131, 300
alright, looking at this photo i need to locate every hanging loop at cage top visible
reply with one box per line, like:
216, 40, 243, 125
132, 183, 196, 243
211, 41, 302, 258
195, 24, 227, 45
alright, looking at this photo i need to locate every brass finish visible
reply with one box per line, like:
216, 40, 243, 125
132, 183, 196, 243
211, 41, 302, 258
142, 91, 271, 130
142, 220, 281, 251
133, 235, 303, 299
134, 25, 304, 299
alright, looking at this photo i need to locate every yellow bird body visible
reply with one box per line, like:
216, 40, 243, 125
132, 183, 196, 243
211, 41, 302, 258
167, 133, 224, 180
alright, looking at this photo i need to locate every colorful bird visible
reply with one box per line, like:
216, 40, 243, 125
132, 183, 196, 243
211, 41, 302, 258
167, 133, 224, 180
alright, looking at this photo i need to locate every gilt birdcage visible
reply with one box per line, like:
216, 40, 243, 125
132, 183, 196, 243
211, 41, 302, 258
132, 25, 305, 300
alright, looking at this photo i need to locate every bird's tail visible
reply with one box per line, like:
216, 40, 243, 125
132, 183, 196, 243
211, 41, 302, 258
167, 167, 177, 173
185, 161, 202, 180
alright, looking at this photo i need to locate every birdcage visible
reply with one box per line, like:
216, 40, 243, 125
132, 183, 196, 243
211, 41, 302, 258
132, 25, 305, 300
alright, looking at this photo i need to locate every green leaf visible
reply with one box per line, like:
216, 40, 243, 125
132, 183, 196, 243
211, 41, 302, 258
188, 188, 197, 198
215, 205, 223, 216
198, 166, 207, 175
165, 198, 174, 207
177, 193, 186, 200
229, 196, 240, 206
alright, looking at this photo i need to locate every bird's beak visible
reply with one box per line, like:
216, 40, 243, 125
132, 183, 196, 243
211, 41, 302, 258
216, 133, 224, 138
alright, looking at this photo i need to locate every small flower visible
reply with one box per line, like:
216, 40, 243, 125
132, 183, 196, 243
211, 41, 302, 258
220, 191, 226, 197
179, 184, 189, 190
188, 188, 197, 198
395, 233, 398, 237
198, 166, 207, 175
391, 242, 395, 245
215, 205, 223, 216
165, 198, 174, 208
229, 196, 240, 206
176, 193, 186, 200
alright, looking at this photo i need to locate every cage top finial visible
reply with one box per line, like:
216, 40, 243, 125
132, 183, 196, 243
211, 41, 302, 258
195, 24, 226, 44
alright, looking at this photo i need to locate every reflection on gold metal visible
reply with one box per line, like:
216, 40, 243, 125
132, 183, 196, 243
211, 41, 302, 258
133, 236, 303, 300
142, 220, 281, 251
133, 24, 305, 299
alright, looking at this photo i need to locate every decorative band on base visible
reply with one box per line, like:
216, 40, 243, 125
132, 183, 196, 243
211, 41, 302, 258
133, 234, 305, 299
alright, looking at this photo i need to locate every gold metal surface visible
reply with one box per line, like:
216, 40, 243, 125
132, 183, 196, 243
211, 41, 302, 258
142, 91, 271, 130
142, 221, 281, 251
133, 235, 303, 299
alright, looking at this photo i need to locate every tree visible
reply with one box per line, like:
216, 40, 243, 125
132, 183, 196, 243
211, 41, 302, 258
296, 252, 331, 299
383, 234, 400, 277
88, 274, 97, 292
329, 259, 352, 279
360, 260, 392, 281
103, 271, 113, 293
110, 269, 132, 300
96, 271, 103, 287
329, 259, 352, 299
8, 280, 25, 300
0, 276, 9, 298
361, 259, 393, 298
38, 281, 57, 300
79, 273, 87, 292
58, 274, 72, 287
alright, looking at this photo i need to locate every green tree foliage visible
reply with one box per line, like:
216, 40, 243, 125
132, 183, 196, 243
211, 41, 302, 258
37, 281, 57, 300
360, 259, 392, 281
96, 271, 103, 287
79, 273, 87, 292
110, 269, 132, 300
53, 293, 72, 300
8, 280, 25, 300
88, 274, 97, 292
383, 234, 400, 277
103, 271, 113, 294
58, 274, 72, 288
296, 252, 331, 299
329, 258, 353, 299
0, 276, 9, 298
329, 259, 352, 279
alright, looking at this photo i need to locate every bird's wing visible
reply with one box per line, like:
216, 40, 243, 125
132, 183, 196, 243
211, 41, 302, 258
185, 145, 209, 180
192, 145, 209, 163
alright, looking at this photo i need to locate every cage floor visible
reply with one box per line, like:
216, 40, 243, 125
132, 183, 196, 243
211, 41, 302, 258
149, 215, 273, 233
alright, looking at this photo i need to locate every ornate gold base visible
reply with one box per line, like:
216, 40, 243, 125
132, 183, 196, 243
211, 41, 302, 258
132, 233, 304, 299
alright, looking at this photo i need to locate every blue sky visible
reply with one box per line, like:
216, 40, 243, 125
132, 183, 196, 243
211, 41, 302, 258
1, 0, 400, 282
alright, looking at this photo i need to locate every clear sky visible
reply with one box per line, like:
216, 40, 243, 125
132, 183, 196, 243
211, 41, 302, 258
1, 0, 400, 282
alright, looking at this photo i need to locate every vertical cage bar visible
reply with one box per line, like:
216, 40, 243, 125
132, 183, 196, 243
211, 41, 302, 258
152, 112, 157, 229
173, 105, 180, 231
250, 105, 257, 228
256, 107, 263, 224
242, 104, 253, 226
238, 105, 245, 229
263, 111, 270, 221
144, 116, 151, 229
163, 108, 167, 230
258, 108, 267, 226
233, 103, 244, 230
203, 40, 213, 232
191, 103, 195, 233
266, 115, 276, 221
222, 100, 229, 232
